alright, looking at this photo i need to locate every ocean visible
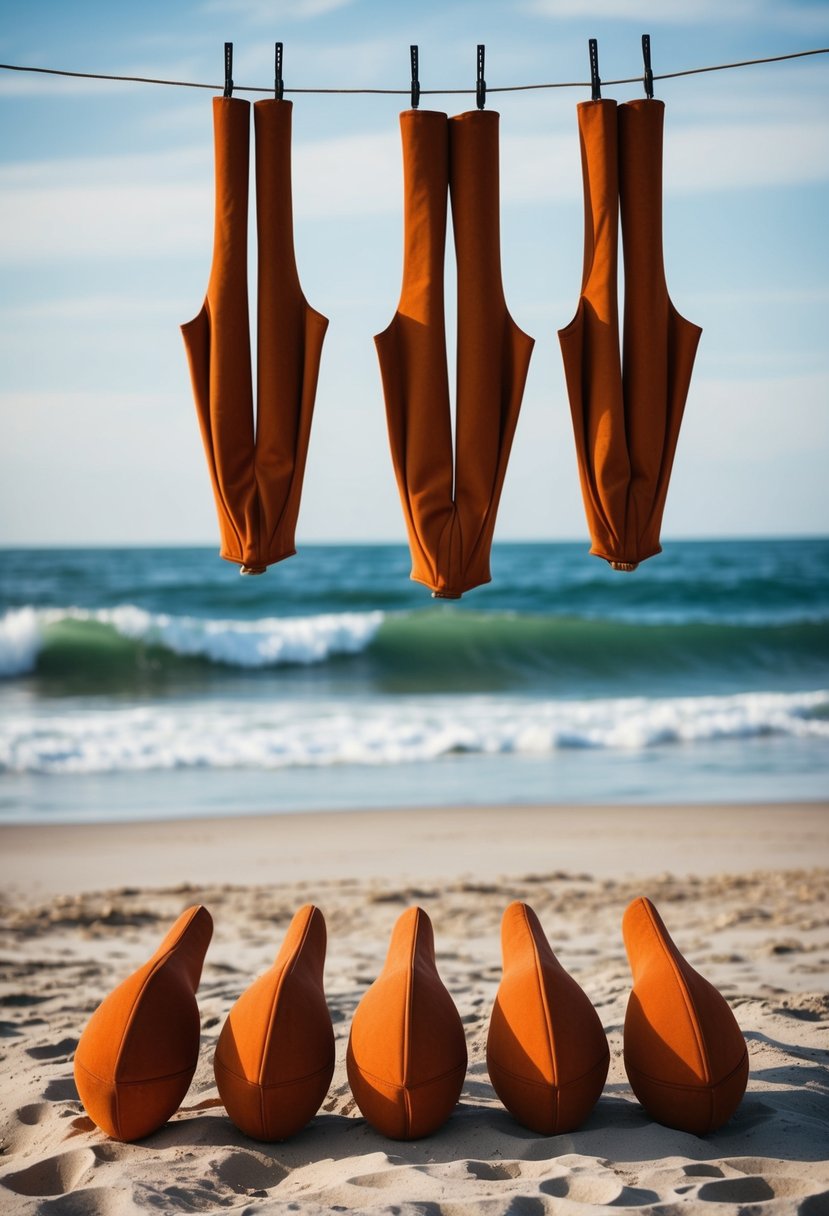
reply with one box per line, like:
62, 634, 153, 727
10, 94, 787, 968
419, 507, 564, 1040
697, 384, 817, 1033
0, 539, 826, 823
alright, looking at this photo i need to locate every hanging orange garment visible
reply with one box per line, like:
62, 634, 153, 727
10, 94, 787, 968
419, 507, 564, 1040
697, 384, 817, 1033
376, 110, 535, 598
182, 98, 328, 574
559, 99, 702, 571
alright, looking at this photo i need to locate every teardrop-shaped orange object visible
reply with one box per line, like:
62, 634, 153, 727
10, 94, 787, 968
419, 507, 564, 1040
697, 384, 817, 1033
213, 904, 334, 1140
74, 905, 213, 1141
622, 896, 748, 1134
486, 902, 608, 1134
346, 906, 467, 1139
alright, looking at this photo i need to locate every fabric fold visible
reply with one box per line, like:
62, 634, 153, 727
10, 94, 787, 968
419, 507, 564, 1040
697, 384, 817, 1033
182, 97, 328, 573
559, 98, 701, 571
377, 109, 534, 599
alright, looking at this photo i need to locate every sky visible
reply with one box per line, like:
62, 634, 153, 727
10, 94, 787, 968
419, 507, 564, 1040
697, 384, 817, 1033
1, 0, 828, 547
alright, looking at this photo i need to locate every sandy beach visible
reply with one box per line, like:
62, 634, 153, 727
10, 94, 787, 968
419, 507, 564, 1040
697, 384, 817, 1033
1, 802, 827, 1214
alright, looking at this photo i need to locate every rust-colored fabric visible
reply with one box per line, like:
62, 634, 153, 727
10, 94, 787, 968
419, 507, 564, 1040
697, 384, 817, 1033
346, 906, 467, 1138
74, 906, 213, 1142
213, 904, 334, 1140
182, 98, 328, 573
376, 110, 535, 598
486, 902, 608, 1134
559, 99, 702, 571
622, 896, 748, 1134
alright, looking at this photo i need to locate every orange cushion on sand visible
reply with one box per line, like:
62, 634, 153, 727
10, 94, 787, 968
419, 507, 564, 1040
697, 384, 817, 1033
213, 904, 335, 1140
74, 905, 213, 1142
622, 896, 748, 1135
347, 906, 467, 1139
486, 901, 609, 1134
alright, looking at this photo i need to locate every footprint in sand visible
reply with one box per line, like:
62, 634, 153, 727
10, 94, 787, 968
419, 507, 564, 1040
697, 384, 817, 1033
0, 1147, 95, 1197
696, 1174, 828, 1204
44, 1077, 79, 1102
540, 1174, 660, 1206
16, 1102, 51, 1126
465, 1160, 523, 1181
26, 1037, 78, 1061
212, 1150, 287, 1193
29, 1187, 114, 1216
2, 1103, 60, 1155
0, 992, 49, 1008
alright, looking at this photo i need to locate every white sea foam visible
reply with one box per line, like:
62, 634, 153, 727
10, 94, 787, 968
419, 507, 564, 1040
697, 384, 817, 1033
0, 605, 384, 674
1, 689, 826, 776
0, 607, 44, 677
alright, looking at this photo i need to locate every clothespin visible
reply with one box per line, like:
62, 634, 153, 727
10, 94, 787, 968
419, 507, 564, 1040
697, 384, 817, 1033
642, 34, 654, 99
589, 38, 601, 101
476, 44, 486, 110
275, 41, 284, 100
223, 41, 233, 97
410, 44, 420, 109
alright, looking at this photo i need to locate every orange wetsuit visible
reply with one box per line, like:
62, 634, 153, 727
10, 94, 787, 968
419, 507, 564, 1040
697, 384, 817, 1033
376, 109, 535, 598
182, 98, 328, 573
559, 99, 702, 571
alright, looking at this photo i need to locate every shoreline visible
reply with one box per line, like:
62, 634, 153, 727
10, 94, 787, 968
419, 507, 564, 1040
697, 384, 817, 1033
2, 801, 827, 901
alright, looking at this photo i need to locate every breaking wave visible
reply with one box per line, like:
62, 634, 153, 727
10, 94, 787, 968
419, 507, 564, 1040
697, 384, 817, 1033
1, 688, 827, 776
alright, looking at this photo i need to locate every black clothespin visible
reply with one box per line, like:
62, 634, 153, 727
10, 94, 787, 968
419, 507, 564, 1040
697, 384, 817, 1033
642, 33, 654, 99
275, 41, 284, 100
589, 38, 601, 101
410, 45, 420, 109
476, 44, 486, 110
223, 41, 233, 97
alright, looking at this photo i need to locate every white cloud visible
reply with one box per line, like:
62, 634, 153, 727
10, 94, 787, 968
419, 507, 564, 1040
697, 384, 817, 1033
293, 131, 400, 216
666, 118, 829, 192
526, 0, 752, 20
683, 372, 829, 457
524, 0, 829, 31
0, 295, 189, 323
0, 70, 126, 97
0, 148, 211, 261
0, 104, 826, 263
203, 0, 356, 21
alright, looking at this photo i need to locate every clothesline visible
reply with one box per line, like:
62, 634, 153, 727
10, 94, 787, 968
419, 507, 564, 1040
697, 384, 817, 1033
0, 46, 827, 96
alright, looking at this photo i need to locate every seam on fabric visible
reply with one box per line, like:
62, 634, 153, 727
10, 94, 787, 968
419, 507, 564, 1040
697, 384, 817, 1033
111, 906, 202, 1086
257, 907, 316, 1089
215, 1056, 334, 1089
353, 1060, 465, 1092
488, 1052, 607, 1091
402, 910, 419, 1100
638, 900, 711, 1084
196, 298, 246, 559
75, 1058, 198, 1087
523, 905, 559, 1131
625, 1048, 747, 1091
523, 906, 557, 1088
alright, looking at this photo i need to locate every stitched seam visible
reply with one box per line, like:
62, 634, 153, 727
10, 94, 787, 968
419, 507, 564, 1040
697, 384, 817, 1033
352, 1060, 466, 1092
640, 900, 710, 1084
626, 1048, 748, 1092
75, 1059, 197, 1087
522, 905, 558, 1116
257, 907, 317, 1090
401, 910, 419, 1134
215, 1057, 333, 1089
112, 907, 201, 1086
197, 300, 246, 558
489, 1053, 607, 1091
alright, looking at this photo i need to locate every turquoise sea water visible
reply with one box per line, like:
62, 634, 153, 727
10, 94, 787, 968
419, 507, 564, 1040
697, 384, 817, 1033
0, 540, 827, 822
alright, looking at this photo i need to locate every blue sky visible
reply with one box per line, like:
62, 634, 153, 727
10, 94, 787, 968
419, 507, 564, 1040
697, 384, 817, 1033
1, 0, 827, 546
